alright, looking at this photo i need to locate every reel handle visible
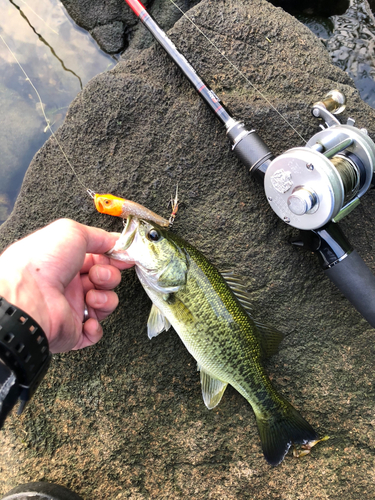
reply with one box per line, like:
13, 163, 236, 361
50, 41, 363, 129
293, 222, 375, 327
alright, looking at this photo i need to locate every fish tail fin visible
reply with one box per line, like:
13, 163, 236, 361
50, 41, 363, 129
256, 402, 317, 466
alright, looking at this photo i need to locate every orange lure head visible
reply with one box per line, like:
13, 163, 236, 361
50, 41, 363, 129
94, 193, 126, 217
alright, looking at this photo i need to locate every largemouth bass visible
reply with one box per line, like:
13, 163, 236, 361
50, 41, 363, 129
106, 214, 318, 466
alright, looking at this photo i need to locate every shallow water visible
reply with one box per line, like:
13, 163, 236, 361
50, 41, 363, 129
327, 0, 375, 107
297, 0, 375, 108
296, 14, 334, 40
0, 0, 116, 223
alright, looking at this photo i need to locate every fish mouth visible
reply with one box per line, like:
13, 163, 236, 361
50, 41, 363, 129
106, 216, 140, 261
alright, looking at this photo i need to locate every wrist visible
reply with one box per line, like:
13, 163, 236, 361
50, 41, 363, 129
0, 296, 51, 423
0, 268, 51, 342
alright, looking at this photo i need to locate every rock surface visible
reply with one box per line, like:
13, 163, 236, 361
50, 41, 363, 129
62, 0, 201, 53
1, 0, 375, 498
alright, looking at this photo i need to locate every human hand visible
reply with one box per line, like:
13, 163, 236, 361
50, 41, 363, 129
0, 219, 134, 353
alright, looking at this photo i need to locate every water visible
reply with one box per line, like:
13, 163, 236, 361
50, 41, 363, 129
296, 15, 334, 40
326, 0, 375, 107
0, 0, 116, 223
297, 0, 375, 108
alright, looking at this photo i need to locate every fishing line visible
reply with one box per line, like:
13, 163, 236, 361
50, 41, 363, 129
0, 33, 95, 198
168, 0, 307, 144
18, 0, 59, 35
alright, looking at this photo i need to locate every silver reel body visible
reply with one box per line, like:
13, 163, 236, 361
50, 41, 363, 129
264, 92, 375, 230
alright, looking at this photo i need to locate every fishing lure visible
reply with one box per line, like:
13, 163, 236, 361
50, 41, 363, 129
94, 193, 169, 227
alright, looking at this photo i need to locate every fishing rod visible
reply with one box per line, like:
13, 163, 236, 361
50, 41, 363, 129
124, 0, 274, 177
124, 0, 375, 327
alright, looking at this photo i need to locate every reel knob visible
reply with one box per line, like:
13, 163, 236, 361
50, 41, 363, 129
313, 90, 346, 116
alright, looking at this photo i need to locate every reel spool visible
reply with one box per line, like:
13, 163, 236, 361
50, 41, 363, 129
264, 91, 375, 230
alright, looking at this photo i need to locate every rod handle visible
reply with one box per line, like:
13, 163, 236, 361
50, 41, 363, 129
325, 250, 375, 327
294, 223, 375, 327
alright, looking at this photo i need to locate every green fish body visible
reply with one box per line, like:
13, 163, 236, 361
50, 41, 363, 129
109, 217, 317, 465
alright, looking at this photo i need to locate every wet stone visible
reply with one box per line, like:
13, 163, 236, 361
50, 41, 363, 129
91, 21, 126, 54
326, 0, 375, 107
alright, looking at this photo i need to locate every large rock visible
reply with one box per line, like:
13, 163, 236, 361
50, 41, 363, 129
1, 0, 375, 497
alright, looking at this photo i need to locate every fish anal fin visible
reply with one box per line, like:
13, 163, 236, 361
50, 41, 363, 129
147, 304, 171, 339
199, 367, 228, 410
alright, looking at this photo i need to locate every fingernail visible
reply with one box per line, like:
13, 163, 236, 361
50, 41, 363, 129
94, 290, 108, 305
97, 266, 111, 282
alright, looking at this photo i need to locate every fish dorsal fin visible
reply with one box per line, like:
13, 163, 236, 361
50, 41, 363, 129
220, 270, 283, 359
220, 270, 254, 315
147, 304, 171, 339
253, 321, 284, 359
198, 365, 228, 410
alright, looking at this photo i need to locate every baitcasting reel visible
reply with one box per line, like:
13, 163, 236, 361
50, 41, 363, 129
264, 90, 375, 231
236, 90, 375, 327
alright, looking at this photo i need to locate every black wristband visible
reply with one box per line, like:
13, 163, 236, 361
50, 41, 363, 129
0, 297, 51, 423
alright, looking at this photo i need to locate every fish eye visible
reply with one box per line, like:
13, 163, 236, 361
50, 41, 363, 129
147, 229, 161, 242
104, 199, 111, 205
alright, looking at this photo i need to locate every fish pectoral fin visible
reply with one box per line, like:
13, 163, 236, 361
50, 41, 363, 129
147, 304, 171, 339
199, 367, 228, 410
165, 294, 195, 325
